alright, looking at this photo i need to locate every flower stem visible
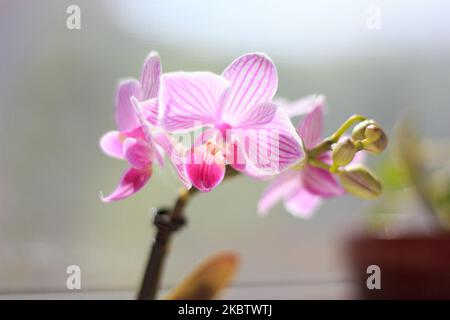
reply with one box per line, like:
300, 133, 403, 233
137, 188, 196, 300
136, 167, 241, 300
308, 114, 366, 158
330, 114, 366, 142
308, 158, 331, 171
308, 138, 333, 159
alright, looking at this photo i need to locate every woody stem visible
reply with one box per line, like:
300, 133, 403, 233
136, 168, 241, 300
136, 188, 196, 300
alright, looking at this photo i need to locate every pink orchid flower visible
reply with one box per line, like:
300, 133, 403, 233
159, 53, 305, 192
100, 52, 164, 202
258, 96, 363, 218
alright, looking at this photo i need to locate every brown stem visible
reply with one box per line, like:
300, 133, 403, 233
136, 168, 240, 300
136, 188, 197, 300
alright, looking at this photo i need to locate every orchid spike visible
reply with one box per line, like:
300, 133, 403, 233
258, 96, 365, 218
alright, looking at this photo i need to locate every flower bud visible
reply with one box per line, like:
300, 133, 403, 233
339, 165, 382, 199
364, 124, 382, 144
351, 120, 388, 154
351, 120, 372, 141
363, 131, 388, 153
332, 137, 357, 167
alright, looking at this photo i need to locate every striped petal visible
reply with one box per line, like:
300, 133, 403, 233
185, 140, 226, 192
100, 131, 124, 159
317, 151, 332, 165
302, 166, 344, 197
297, 103, 324, 149
140, 51, 161, 100
101, 167, 152, 202
160, 72, 230, 132
123, 138, 152, 170
140, 98, 159, 126
277, 95, 325, 119
115, 79, 141, 131
284, 187, 322, 219
154, 133, 192, 189
121, 126, 147, 141
221, 53, 277, 125
230, 103, 304, 177
257, 171, 301, 216
131, 97, 159, 127
152, 142, 165, 167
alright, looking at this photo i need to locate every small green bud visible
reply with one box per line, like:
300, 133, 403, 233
332, 137, 357, 167
363, 131, 388, 153
364, 124, 382, 144
339, 165, 382, 199
351, 120, 388, 154
351, 120, 372, 141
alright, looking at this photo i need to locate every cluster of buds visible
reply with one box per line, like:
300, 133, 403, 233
351, 120, 388, 154
323, 118, 387, 199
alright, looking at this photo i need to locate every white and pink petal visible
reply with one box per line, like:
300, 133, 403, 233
115, 79, 141, 131
229, 103, 305, 177
101, 167, 152, 202
123, 138, 152, 171
284, 187, 322, 219
184, 141, 226, 192
296, 102, 324, 149
257, 171, 302, 216
160, 72, 230, 132
140, 51, 161, 100
221, 53, 278, 125
277, 95, 325, 119
100, 131, 124, 159
302, 166, 345, 197
154, 133, 192, 189
138, 98, 159, 126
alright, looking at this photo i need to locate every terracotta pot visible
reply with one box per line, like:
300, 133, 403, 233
347, 233, 450, 299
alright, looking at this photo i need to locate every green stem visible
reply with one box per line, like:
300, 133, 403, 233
330, 114, 366, 142
308, 138, 333, 159
308, 114, 366, 158
308, 158, 331, 171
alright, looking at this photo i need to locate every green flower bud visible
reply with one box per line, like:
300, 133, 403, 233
339, 165, 382, 199
363, 131, 388, 153
332, 137, 357, 167
351, 120, 388, 154
364, 124, 383, 144
351, 120, 372, 141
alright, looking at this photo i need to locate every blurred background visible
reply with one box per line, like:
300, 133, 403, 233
0, 0, 449, 298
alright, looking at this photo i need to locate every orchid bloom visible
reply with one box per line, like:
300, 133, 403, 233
159, 53, 305, 192
258, 96, 363, 218
99, 52, 164, 202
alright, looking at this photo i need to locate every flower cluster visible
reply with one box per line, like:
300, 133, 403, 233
100, 51, 387, 217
